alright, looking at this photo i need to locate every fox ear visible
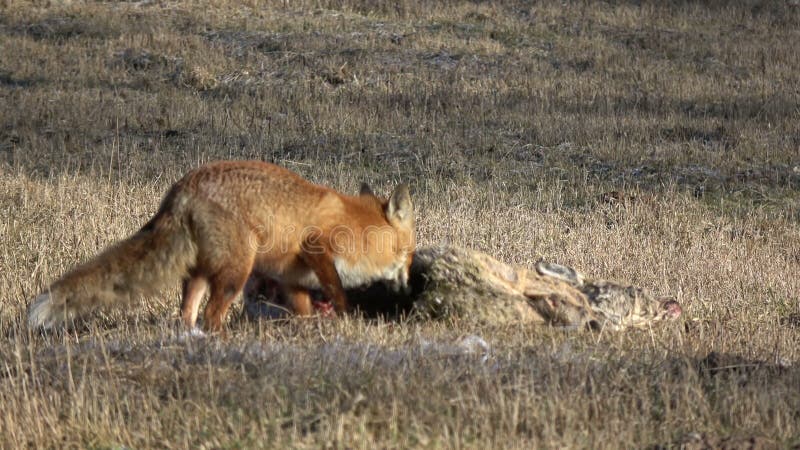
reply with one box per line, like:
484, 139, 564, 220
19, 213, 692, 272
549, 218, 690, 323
387, 183, 413, 224
360, 183, 374, 196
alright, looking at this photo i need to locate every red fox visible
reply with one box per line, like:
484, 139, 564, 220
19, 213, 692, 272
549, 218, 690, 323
28, 160, 416, 332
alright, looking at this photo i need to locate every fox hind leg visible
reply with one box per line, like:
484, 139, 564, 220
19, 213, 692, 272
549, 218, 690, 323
300, 243, 348, 313
203, 265, 252, 332
181, 276, 208, 329
191, 215, 255, 332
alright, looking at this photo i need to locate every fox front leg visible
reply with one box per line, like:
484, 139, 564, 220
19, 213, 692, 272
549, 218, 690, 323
300, 237, 348, 314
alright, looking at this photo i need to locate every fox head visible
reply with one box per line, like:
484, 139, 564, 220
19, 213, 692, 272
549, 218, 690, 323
351, 182, 416, 293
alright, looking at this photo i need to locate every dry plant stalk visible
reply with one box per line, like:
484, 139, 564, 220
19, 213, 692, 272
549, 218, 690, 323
244, 246, 682, 330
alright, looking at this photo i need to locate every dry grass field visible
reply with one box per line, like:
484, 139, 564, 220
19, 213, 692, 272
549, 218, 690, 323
1, 0, 799, 448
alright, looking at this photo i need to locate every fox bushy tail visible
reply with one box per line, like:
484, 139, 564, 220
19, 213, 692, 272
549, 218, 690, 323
28, 208, 197, 329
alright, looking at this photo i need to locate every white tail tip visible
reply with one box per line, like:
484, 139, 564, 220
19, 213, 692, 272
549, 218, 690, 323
28, 293, 60, 330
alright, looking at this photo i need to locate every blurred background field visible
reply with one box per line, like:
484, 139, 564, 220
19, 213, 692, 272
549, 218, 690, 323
0, 1, 798, 448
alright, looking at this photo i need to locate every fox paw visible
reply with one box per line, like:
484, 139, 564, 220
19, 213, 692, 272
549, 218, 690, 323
177, 327, 207, 341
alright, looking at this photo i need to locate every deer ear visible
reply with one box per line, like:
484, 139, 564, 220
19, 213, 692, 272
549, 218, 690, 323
387, 183, 413, 224
535, 261, 584, 287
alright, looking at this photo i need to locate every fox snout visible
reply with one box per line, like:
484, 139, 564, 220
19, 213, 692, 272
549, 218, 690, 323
384, 260, 412, 294
391, 270, 411, 294
387, 278, 411, 295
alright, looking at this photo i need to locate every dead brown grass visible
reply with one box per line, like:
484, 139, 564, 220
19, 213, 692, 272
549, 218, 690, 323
1, 0, 799, 448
